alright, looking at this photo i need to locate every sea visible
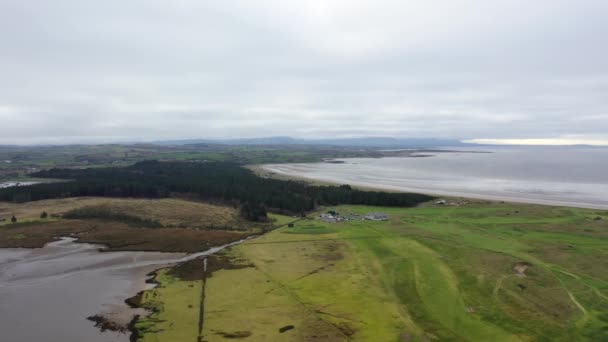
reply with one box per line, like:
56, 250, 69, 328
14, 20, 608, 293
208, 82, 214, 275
263, 146, 608, 210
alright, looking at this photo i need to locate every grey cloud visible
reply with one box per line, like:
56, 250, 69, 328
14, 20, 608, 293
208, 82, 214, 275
1, 0, 607, 144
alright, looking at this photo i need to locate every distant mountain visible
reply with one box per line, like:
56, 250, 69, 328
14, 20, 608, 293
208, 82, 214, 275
153, 136, 468, 148
301, 137, 467, 148
153, 136, 297, 146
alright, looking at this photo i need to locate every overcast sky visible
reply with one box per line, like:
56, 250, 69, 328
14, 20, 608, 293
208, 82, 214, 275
1, 1, 607, 145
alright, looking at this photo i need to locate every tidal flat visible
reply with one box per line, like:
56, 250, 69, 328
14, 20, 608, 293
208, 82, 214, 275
0, 238, 185, 342
0, 236, 248, 342
263, 146, 608, 209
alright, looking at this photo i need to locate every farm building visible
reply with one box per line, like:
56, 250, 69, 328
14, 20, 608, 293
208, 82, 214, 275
363, 212, 389, 221
319, 213, 337, 222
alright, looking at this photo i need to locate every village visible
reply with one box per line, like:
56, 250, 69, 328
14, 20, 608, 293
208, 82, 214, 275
318, 210, 389, 223
316, 199, 460, 223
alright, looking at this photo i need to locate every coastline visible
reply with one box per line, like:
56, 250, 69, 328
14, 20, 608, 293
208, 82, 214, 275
0, 235, 255, 342
3, 153, 607, 341
0, 238, 179, 342
259, 162, 608, 210
125, 235, 264, 341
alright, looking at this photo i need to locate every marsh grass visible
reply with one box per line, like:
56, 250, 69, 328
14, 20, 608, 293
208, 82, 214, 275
64, 206, 163, 228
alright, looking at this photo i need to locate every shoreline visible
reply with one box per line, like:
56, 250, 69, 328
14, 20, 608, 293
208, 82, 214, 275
259, 163, 608, 210
0, 235, 256, 342
125, 234, 263, 341
89, 235, 258, 341
3, 152, 607, 340
0, 238, 167, 342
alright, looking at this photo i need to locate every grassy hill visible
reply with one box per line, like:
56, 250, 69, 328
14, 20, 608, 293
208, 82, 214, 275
134, 201, 608, 341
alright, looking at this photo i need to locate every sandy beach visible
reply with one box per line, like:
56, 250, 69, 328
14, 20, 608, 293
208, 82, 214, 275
261, 148, 608, 210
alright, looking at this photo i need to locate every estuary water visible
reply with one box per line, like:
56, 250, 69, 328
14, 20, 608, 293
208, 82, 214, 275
0, 237, 244, 342
263, 146, 608, 209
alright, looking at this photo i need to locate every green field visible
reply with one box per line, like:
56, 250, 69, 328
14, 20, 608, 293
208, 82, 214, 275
133, 267, 205, 342
0, 143, 388, 182
134, 201, 608, 341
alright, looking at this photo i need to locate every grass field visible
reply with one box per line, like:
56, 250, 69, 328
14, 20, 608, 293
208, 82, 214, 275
0, 197, 272, 252
0, 197, 248, 228
132, 267, 205, 342
137, 201, 608, 341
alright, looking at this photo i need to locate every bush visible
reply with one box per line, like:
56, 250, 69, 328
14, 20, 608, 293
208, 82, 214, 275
240, 203, 268, 222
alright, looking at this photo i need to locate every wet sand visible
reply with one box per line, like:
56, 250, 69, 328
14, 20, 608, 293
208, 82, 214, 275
262, 149, 608, 210
0, 237, 245, 342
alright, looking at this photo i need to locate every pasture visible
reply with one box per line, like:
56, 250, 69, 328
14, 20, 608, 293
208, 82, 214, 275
192, 201, 608, 341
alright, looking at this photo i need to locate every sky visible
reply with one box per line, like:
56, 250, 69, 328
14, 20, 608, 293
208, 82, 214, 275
1, 0, 607, 145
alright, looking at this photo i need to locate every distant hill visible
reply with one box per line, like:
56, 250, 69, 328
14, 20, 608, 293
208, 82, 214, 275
153, 136, 468, 148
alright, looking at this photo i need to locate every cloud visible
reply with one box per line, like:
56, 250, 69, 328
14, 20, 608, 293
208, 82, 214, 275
0, 0, 607, 144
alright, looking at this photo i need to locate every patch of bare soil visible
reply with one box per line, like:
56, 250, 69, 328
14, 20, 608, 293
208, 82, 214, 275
167, 258, 206, 281
204, 253, 254, 278
513, 261, 532, 277
400, 333, 412, 341
334, 323, 356, 337
279, 325, 295, 333
214, 330, 252, 339
125, 291, 144, 308
87, 314, 127, 333
313, 241, 344, 262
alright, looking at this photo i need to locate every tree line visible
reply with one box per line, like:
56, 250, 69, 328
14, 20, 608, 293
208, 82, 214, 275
0, 161, 433, 221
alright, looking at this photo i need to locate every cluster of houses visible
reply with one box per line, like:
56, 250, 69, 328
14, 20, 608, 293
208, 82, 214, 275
434, 199, 469, 206
319, 211, 389, 223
